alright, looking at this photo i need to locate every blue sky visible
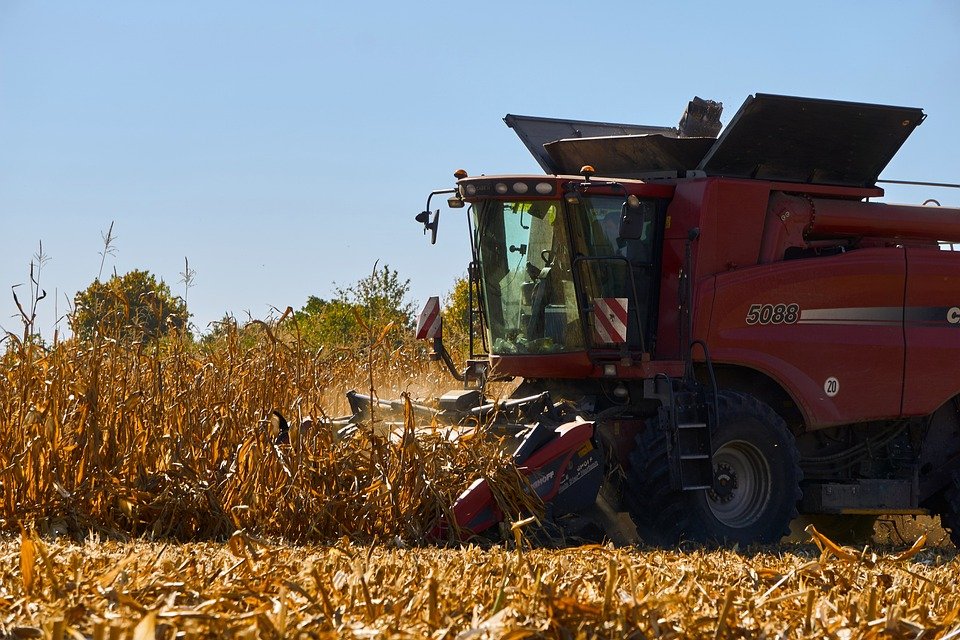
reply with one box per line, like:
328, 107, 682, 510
2, 1, 959, 338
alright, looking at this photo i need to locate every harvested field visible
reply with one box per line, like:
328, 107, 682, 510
4, 534, 960, 638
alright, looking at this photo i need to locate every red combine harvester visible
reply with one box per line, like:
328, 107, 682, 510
347, 94, 960, 546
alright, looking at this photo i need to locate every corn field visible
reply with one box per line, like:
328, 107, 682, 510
2, 325, 959, 638
0, 321, 535, 542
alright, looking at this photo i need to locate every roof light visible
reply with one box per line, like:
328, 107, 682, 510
535, 182, 553, 194
513, 182, 529, 194
581, 165, 595, 180
454, 169, 468, 179
464, 184, 477, 196
495, 182, 509, 195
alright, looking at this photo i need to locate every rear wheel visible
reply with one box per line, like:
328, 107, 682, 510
625, 391, 802, 545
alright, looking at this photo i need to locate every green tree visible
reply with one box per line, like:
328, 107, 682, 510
443, 274, 484, 357
294, 264, 415, 347
340, 264, 417, 330
72, 270, 188, 342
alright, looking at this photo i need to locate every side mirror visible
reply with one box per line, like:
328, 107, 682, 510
415, 209, 440, 245
619, 214, 646, 242
619, 196, 656, 240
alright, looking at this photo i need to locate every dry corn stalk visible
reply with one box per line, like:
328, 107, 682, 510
0, 322, 528, 542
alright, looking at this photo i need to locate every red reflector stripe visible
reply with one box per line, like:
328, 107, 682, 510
416, 296, 442, 340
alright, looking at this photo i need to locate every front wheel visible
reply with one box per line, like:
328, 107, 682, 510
626, 391, 802, 545
938, 471, 960, 548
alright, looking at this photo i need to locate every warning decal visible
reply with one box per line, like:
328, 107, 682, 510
593, 297, 628, 344
416, 296, 441, 340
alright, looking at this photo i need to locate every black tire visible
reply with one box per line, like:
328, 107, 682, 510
790, 514, 876, 545
625, 390, 802, 546
939, 471, 960, 548
622, 411, 689, 546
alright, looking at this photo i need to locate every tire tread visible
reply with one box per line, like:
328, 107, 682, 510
624, 390, 802, 546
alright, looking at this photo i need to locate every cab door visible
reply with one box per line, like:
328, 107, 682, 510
571, 196, 663, 353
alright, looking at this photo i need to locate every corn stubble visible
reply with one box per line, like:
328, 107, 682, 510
3, 326, 960, 637
4, 534, 960, 638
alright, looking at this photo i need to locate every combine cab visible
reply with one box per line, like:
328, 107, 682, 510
356, 94, 960, 546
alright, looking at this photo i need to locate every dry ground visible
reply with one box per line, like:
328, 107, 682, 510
3, 531, 960, 639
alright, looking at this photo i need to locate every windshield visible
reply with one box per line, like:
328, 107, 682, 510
473, 200, 583, 354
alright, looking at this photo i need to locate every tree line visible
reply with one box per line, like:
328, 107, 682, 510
66, 265, 471, 351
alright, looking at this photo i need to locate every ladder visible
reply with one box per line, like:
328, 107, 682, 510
669, 389, 714, 490
649, 341, 720, 491
652, 369, 716, 491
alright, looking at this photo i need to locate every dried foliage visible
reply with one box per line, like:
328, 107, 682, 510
4, 301, 960, 637
0, 323, 529, 542
2, 534, 959, 638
